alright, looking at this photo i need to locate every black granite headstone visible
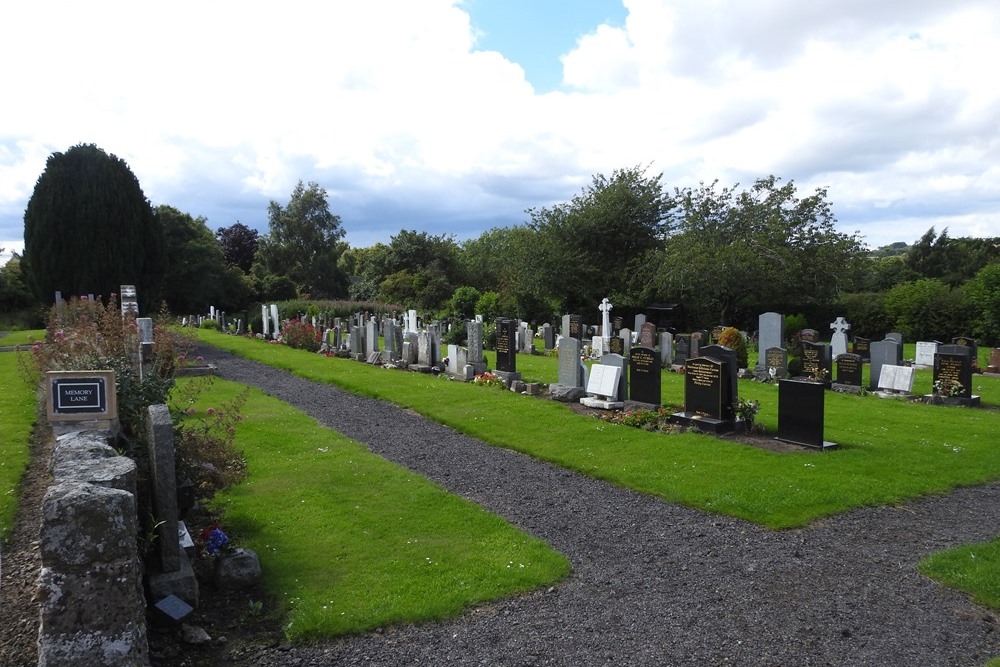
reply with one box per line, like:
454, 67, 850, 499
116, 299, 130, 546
934, 351, 972, 399
777, 379, 828, 449
764, 347, 788, 379
853, 337, 870, 360
628, 347, 661, 405
495, 318, 517, 372
835, 353, 863, 386
684, 356, 725, 419
800, 341, 833, 384
699, 344, 737, 415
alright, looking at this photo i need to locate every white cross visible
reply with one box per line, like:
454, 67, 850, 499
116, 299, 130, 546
599, 298, 613, 338
830, 317, 850, 335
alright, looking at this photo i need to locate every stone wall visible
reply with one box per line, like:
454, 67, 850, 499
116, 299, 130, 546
37, 430, 149, 666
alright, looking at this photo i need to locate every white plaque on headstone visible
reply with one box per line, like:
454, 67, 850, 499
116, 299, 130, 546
586, 364, 621, 399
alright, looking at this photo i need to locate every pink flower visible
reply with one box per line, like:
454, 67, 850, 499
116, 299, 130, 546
196, 356, 204, 362
207, 408, 216, 415
185, 408, 196, 415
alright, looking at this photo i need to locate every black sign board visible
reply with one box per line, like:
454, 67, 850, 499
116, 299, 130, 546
777, 379, 826, 448
628, 347, 661, 405
51, 377, 108, 414
495, 319, 517, 372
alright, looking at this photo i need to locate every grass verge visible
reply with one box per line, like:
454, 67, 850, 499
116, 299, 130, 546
185, 377, 570, 641
189, 329, 1000, 529
0, 329, 45, 347
920, 538, 1000, 610
0, 352, 37, 541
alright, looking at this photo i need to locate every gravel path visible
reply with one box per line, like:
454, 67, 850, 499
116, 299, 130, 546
203, 346, 1000, 666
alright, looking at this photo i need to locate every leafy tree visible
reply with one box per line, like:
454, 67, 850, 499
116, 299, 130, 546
448, 286, 482, 320
963, 262, 1000, 345
157, 206, 249, 314
650, 176, 866, 326
0, 253, 36, 312
904, 228, 1000, 286
882, 278, 971, 341
22, 143, 165, 307
216, 222, 259, 273
255, 181, 347, 298
525, 165, 673, 311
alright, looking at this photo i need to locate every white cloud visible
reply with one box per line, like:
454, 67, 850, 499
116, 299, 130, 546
0, 0, 998, 257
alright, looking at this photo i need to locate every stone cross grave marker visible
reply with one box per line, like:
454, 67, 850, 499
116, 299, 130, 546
599, 298, 613, 339
830, 317, 850, 358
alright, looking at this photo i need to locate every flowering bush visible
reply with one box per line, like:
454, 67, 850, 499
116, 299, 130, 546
597, 407, 678, 432
282, 319, 321, 352
734, 398, 760, 423
197, 522, 233, 557
473, 372, 505, 389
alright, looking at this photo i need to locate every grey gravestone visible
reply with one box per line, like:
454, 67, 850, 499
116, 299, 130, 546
829, 317, 850, 358
557, 336, 584, 387
764, 347, 788, 379
835, 353, 863, 388
914, 341, 939, 367
542, 323, 554, 350
800, 341, 833, 384
495, 319, 517, 372
146, 405, 180, 572
675, 335, 691, 365
869, 339, 899, 390
417, 331, 434, 366
659, 331, 674, 367
853, 336, 870, 360
711, 325, 726, 343
569, 314, 584, 341
634, 313, 647, 333
757, 312, 784, 368
776, 379, 833, 449
628, 346, 660, 405
618, 329, 632, 357
639, 322, 657, 349
886, 332, 904, 347
691, 331, 706, 357
383, 321, 397, 358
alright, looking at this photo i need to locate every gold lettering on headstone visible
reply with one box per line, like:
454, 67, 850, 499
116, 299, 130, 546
688, 362, 719, 387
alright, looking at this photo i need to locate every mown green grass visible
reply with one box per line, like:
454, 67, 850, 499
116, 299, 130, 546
187, 378, 569, 641
0, 329, 45, 347
0, 352, 37, 541
190, 329, 1000, 529
920, 538, 1000, 610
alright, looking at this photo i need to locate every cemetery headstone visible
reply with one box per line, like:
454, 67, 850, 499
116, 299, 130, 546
495, 319, 517, 373
618, 328, 632, 357
668, 356, 735, 433
868, 339, 899, 390
914, 341, 939, 368
550, 338, 586, 401
952, 336, 979, 368
612, 316, 623, 337
829, 317, 850, 358
608, 335, 625, 356
765, 347, 788, 380
885, 332, 904, 360
542, 323, 554, 350
659, 331, 674, 367
120, 284, 139, 316
757, 312, 784, 369
675, 335, 691, 365
833, 353, 863, 390
800, 341, 833, 385
580, 362, 623, 409
599, 298, 613, 338
988, 348, 1000, 374
601, 352, 628, 406
270, 304, 281, 338
876, 364, 915, 396
711, 325, 726, 344
930, 347, 979, 406
639, 322, 657, 349
634, 313, 647, 333
699, 344, 738, 414
853, 336, 870, 360
690, 331, 704, 357
628, 346, 661, 406
417, 331, 435, 367
799, 328, 819, 343
776, 379, 835, 449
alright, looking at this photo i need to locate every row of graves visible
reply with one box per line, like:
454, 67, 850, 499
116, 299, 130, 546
754, 311, 987, 408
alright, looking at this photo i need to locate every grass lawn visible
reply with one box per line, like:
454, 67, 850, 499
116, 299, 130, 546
0, 352, 38, 541
0, 329, 45, 347
920, 537, 1000, 610
189, 329, 1000, 529
185, 377, 569, 641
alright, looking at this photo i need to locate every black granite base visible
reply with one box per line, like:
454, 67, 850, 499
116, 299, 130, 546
669, 411, 736, 434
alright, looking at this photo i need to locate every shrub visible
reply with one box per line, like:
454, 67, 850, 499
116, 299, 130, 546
717, 326, 748, 369
199, 318, 219, 330
282, 319, 321, 352
784, 313, 808, 338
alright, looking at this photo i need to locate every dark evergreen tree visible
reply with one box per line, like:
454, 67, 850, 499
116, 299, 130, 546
22, 144, 165, 308
216, 222, 259, 273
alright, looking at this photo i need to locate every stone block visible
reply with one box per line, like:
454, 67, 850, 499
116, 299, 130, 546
40, 483, 137, 567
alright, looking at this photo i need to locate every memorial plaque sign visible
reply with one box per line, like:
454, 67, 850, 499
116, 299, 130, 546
45, 370, 118, 423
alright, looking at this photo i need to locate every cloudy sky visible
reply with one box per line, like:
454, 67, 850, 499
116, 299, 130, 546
2, 0, 998, 265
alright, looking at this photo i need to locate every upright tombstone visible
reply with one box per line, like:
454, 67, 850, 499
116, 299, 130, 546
466, 320, 487, 375
800, 341, 833, 386
349, 325, 364, 358
757, 312, 784, 370
416, 331, 435, 368
521, 326, 535, 354
599, 298, 613, 339
365, 319, 380, 356
383, 320, 398, 361
495, 318, 517, 373
690, 331, 703, 358
853, 336, 871, 360
628, 346, 661, 406
833, 353, 863, 392
885, 332, 904, 347
914, 341, 939, 368
601, 352, 628, 406
699, 344, 738, 415
618, 328, 632, 357
869, 339, 900, 390
612, 316, 623, 337
988, 348, 1000, 374
799, 328, 819, 343
120, 284, 139, 316
659, 331, 674, 367
669, 356, 735, 433
270, 304, 281, 339
930, 346, 980, 406
542, 323, 555, 350
634, 313, 647, 334
829, 317, 850, 358
639, 322, 657, 349
405, 309, 418, 334
608, 334, 625, 357
952, 336, 979, 369
776, 380, 836, 449
261, 305, 270, 338
550, 337, 586, 402
146, 404, 181, 573
675, 335, 691, 365
764, 347, 789, 380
